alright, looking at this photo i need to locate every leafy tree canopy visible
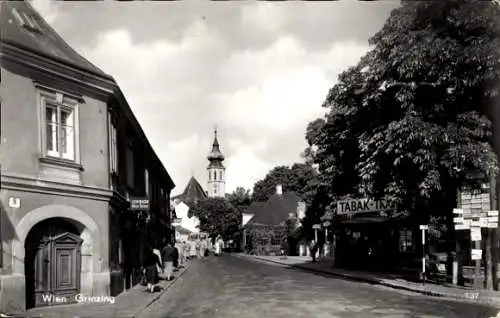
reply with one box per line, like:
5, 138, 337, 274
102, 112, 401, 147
313, 0, 500, 219
190, 198, 241, 241
252, 163, 319, 204
227, 187, 252, 214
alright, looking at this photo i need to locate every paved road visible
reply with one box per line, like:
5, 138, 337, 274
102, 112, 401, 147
137, 255, 500, 318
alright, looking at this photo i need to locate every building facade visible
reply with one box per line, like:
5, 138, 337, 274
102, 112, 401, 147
0, 2, 174, 313
207, 129, 225, 198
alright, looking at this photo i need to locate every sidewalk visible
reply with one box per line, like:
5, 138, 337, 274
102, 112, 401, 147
235, 253, 500, 307
9, 261, 193, 318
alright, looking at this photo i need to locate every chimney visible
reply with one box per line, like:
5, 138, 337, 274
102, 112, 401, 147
276, 184, 283, 195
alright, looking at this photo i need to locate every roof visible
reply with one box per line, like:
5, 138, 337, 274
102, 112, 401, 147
246, 192, 302, 226
207, 128, 225, 161
0, 1, 110, 79
172, 177, 207, 203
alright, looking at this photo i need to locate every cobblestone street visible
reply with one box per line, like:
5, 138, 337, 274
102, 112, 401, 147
137, 255, 500, 318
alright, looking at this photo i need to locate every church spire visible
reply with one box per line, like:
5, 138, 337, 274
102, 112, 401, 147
207, 126, 224, 161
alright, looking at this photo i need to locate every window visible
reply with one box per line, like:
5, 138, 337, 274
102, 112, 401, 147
399, 229, 413, 252
41, 90, 79, 161
108, 115, 118, 174
126, 146, 134, 188
144, 169, 150, 197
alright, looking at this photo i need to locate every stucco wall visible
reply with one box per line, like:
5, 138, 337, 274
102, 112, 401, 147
0, 67, 109, 189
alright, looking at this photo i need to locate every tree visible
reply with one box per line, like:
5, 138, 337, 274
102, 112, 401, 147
252, 163, 319, 204
189, 198, 241, 241
227, 187, 252, 214
301, 118, 326, 165
315, 0, 500, 288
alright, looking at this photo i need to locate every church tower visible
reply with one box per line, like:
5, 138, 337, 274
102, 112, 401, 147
207, 128, 225, 198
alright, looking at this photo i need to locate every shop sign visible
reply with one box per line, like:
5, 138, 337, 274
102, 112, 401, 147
337, 197, 396, 215
312, 224, 321, 230
130, 198, 149, 211
172, 218, 182, 226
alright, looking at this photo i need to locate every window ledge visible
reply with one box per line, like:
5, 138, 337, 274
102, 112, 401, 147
39, 156, 84, 171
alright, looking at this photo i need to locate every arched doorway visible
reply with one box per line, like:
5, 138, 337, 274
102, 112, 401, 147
24, 218, 83, 309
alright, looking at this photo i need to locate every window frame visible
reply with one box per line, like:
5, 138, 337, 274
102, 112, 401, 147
38, 86, 81, 165
144, 168, 150, 197
108, 115, 118, 175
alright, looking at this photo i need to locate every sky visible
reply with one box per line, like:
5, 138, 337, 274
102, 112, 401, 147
32, 0, 399, 196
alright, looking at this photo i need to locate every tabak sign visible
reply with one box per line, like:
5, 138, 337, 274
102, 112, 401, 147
337, 197, 397, 215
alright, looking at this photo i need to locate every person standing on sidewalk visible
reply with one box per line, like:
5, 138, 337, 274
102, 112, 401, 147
161, 242, 175, 281
175, 240, 184, 267
310, 240, 318, 263
143, 247, 163, 293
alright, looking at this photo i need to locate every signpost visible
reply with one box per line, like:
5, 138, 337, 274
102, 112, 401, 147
420, 225, 428, 284
313, 224, 321, 242
454, 207, 499, 289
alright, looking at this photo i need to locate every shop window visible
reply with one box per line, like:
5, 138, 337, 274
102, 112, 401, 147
399, 229, 413, 252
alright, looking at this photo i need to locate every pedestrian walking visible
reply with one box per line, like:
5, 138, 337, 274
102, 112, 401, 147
183, 241, 190, 262
143, 247, 163, 293
310, 240, 318, 263
161, 242, 175, 281
190, 240, 197, 259
173, 244, 179, 271
196, 239, 201, 258
175, 241, 184, 267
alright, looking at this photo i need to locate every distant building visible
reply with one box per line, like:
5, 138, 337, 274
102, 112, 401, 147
207, 128, 225, 198
0, 1, 174, 313
243, 185, 304, 255
171, 177, 207, 234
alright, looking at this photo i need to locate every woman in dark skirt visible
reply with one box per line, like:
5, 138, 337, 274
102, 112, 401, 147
143, 247, 163, 293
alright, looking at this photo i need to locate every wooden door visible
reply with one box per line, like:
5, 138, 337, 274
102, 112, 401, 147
33, 232, 82, 307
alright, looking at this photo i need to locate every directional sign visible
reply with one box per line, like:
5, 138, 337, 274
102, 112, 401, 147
420, 225, 429, 230
312, 224, 321, 230
471, 228, 482, 241
488, 210, 499, 217
471, 221, 481, 227
488, 216, 499, 223
454, 217, 464, 223
488, 223, 498, 228
471, 249, 483, 260
455, 224, 470, 230
454, 208, 464, 214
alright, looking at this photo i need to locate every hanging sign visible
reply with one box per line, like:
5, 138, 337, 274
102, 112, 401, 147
130, 198, 149, 211
336, 197, 396, 215
488, 210, 499, 217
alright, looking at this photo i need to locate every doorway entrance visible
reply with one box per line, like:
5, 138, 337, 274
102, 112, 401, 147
24, 218, 83, 309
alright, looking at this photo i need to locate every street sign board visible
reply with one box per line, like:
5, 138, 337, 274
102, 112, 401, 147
455, 224, 470, 230
312, 224, 321, 230
487, 223, 498, 228
419, 225, 429, 230
471, 249, 482, 260
172, 218, 182, 226
488, 210, 499, 217
471, 228, 481, 241
471, 221, 481, 227
472, 253, 482, 260
454, 217, 464, 223
130, 198, 150, 211
322, 221, 331, 227
336, 197, 396, 215
453, 208, 464, 214
488, 216, 499, 223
